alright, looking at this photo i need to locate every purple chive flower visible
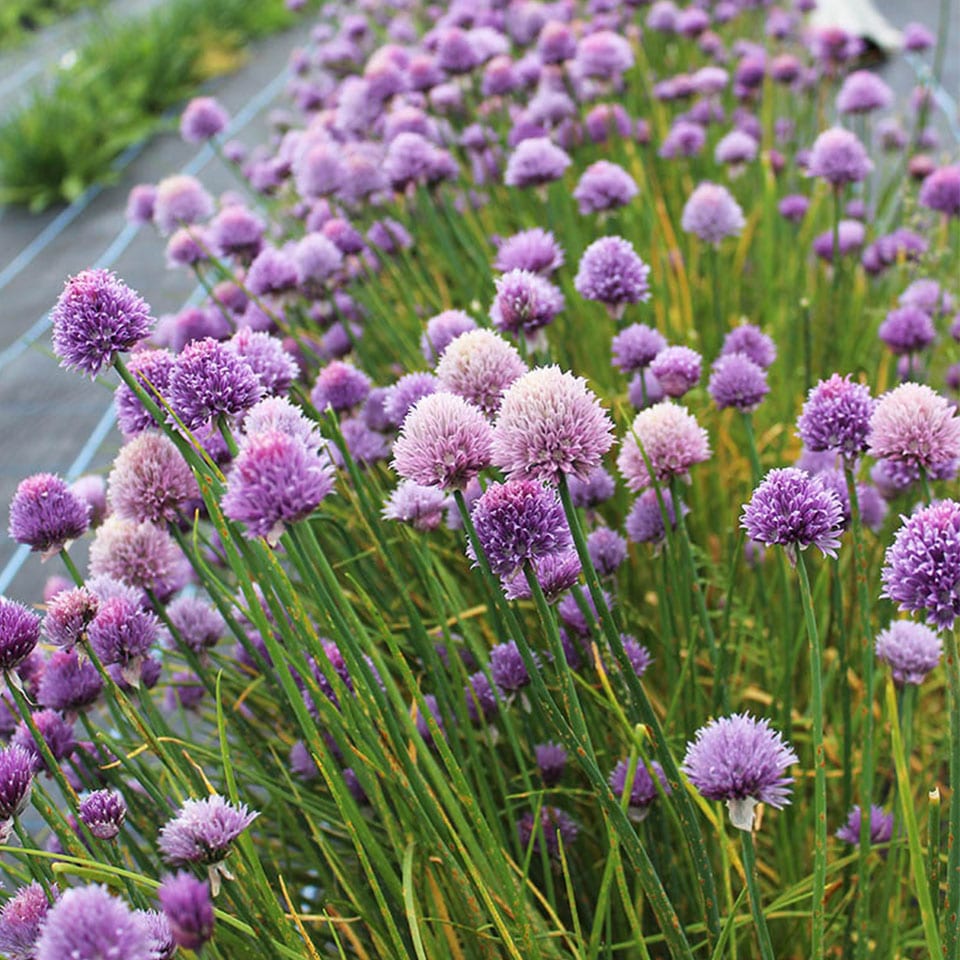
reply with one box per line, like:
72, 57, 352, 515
226, 329, 298, 397
374, 372, 431, 429
659, 120, 707, 159
139, 910, 175, 960
79, 789, 127, 840
392, 392, 494, 491
813, 220, 866, 261
420, 310, 477, 364
435, 329, 527, 417
708, 352, 769, 412
153, 175, 214, 235
464, 671, 498, 723
501, 549, 582, 601
36, 651, 103, 713
469, 479, 571, 578
517, 806, 578, 857
568, 465, 616, 509
611, 324, 667, 375
12, 709, 75, 773
310, 361, 371, 413
36, 885, 150, 960
626, 488, 683, 545
180, 97, 228, 142
242, 396, 323, 453
107, 433, 197, 525
210, 205, 264, 262
867, 383, 960, 474
158, 795, 258, 867
558, 587, 611, 639
0, 882, 55, 960
617, 402, 711, 491
126, 184, 156, 225
491, 366, 615, 484
587, 526, 628, 577
8, 473, 90, 556
806, 127, 873, 187
682, 713, 798, 830
383, 132, 458, 191
43, 587, 98, 650
919, 165, 960, 218
875, 620, 942, 685
293, 233, 343, 289
493, 228, 564, 275
573, 161, 639, 215
168, 338, 263, 430
779, 194, 810, 223
836, 70, 893, 114
114, 348, 174, 437
836, 805, 894, 846
609, 758, 671, 818
382, 480, 449, 531
0, 599, 41, 672
87, 596, 159, 677
246, 247, 298, 297
681, 182, 746, 244
223, 430, 335, 544
721, 324, 776, 369
649, 346, 702, 398
904, 21, 936, 50
574, 236, 651, 308
900, 279, 954, 318
881, 501, 960, 629
89, 517, 188, 599
489, 640, 536, 694
797, 374, 875, 461
0, 745, 34, 824
536, 742, 567, 786
715, 130, 758, 167
741, 468, 844, 560
574, 29, 633, 78
503, 137, 571, 188
158, 873, 214, 951
490, 270, 565, 336
51, 269, 153, 378
70, 474, 106, 528
628, 369, 670, 409
878, 306, 936, 356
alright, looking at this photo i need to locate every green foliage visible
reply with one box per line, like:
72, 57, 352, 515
0, 0, 105, 49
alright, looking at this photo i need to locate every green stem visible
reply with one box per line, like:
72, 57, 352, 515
795, 552, 827, 960
945, 626, 960, 959
59, 548, 84, 587
740, 830, 777, 960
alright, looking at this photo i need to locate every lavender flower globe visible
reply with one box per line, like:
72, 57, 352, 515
493, 228, 565, 275
180, 96, 229, 142
503, 137, 572, 188
9, 473, 90, 555
222, 430, 335, 544
609, 758, 671, 819
107, 433, 198, 525
35, 885, 151, 960
875, 620, 942, 684
114, 348, 174, 437
0, 599, 41, 672
392, 392, 493, 491
87, 596, 159, 680
649, 346, 702, 398
168, 338, 263, 430
797, 374, 876, 461
708, 352, 769, 411
836, 70, 893, 114
741, 468, 844, 560
158, 795, 258, 867
836, 805, 894, 845
51, 269, 153, 378
681, 182, 745, 244
434, 329, 527, 416
36, 650, 103, 713
468, 479, 572, 578
0, 744, 34, 823
383, 372, 438, 427
918, 165, 960, 218
867, 383, 960, 475
420, 310, 477, 363
491, 366, 615, 484
490, 269, 565, 336
611, 323, 667, 373
626, 488, 683, 545
158, 872, 215, 951
682, 713, 798, 830
617, 402, 711, 491
0, 882, 54, 960
501, 549, 582, 601
153, 175, 214, 236
139, 910, 175, 960
806, 127, 873, 187
226, 328, 299, 397
78, 789, 127, 840
517, 806, 578, 857
89, 517, 188, 600
878, 306, 936, 356
489, 640, 535, 694
382, 480, 448, 531
574, 237, 651, 308
881, 500, 960, 629
572, 160, 639, 214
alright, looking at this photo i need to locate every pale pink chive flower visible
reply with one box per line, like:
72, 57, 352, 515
867, 383, 960, 475
617, 402, 711, 491
222, 430, 335, 544
382, 480, 449, 531
43, 587, 99, 650
8, 473, 89, 555
0, 882, 55, 960
392, 392, 493, 491
34, 886, 151, 960
492, 366, 615, 484
89, 517, 189, 599
875, 620, 942, 685
681, 182, 745, 244
107, 433, 198, 524
435, 328, 527, 417
51, 269, 153, 378
806, 127, 872, 187
70, 474, 106, 527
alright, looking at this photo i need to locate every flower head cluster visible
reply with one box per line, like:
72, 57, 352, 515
741, 468, 844, 560
797, 374, 875, 461
79, 789, 127, 840
650, 346, 701, 398
107, 433, 198, 524
0, 599, 41, 672
504, 137, 571, 188
806, 127, 872, 187
158, 795, 258, 867
682, 713, 798, 830
836, 805, 894, 846
158, 872, 215, 951
881, 500, 960, 629
52, 269, 153, 377
8, 473, 90, 555
490, 270, 565, 336
611, 323, 666, 373
492, 366, 615, 484
574, 237, 651, 307
493, 228, 564, 275
875, 620, 942, 685
0, 882, 54, 960
617, 402, 710, 491
708, 352, 769, 411
867, 383, 960, 474
573, 160, 639, 214
681, 182, 745, 244
435, 329, 527, 416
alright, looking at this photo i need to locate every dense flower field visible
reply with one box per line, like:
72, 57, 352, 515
0, 0, 958, 957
